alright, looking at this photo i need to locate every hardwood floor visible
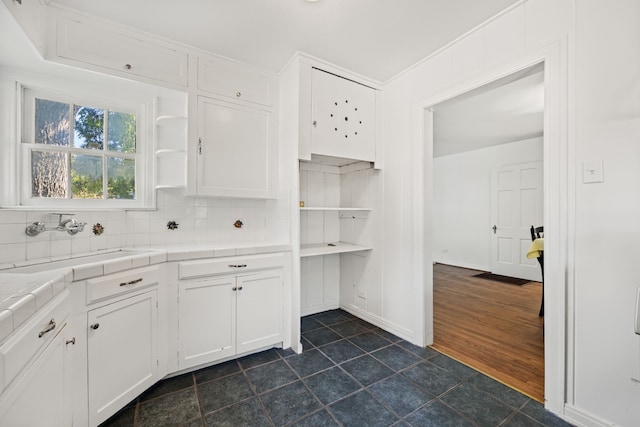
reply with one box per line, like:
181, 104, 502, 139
431, 263, 545, 402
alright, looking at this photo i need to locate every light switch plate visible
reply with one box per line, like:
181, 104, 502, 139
583, 160, 604, 183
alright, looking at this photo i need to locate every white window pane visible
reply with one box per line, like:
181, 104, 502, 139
74, 106, 104, 150
107, 157, 135, 200
31, 150, 68, 198
35, 99, 70, 146
108, 111, 136, 153
71, 154, 103, 199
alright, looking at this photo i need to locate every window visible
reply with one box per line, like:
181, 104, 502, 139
21, 88, 146, 207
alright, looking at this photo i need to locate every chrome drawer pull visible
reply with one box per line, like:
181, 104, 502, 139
120, 278, 143, 286
38, 318, 56, 338
228, 264, 247, 268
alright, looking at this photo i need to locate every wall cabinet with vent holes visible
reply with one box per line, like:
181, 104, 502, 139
177, 255, 284, 370
310, 69, 377, 162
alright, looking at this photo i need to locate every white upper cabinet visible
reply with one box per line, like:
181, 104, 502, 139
197, 57, 276, 107
193, 96, 275, 198
311, 69, 377, 162
189, 55, 278, 199
55, 14, 189, 87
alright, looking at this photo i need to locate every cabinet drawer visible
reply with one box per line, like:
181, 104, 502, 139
56, 15, 189, 87
197, 57, 275, 107
86, 265, 160, 305
179, 253, 284, 279
0, 292, 70, 392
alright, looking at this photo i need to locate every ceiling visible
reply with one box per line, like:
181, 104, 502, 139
1, 0, 540, 153
47, 0, 520, 82
433, 63, 545, 157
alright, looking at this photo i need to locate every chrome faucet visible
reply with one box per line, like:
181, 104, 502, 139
25, 213, 87, 236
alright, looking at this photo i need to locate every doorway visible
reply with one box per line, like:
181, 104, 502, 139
429, 63, 545, 400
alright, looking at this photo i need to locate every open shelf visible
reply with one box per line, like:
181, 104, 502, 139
300, 207, 371, 211
300, 242, 373, 257
155, 148, 187, 156
156, 115, 187, 126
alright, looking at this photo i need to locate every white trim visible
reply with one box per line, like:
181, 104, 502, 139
414, 39, 570, 415
563, 404, 612, 427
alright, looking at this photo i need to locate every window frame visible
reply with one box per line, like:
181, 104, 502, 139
20, 86, 149, 209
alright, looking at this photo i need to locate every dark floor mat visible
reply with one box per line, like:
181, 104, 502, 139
473, 272, 531, 286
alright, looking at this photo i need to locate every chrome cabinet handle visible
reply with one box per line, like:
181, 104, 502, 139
66, 338, 76, 345
38, 318, 56, 338
90, 323, 100, 330
236, 91, 242, 98
120, 277, 143, 286
237, 286, 243, 291
228, 264, 247, 268
124, 63, 132, 70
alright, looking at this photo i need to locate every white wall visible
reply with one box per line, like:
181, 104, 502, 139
568, 0, 640, 425
432, 137, 542, 271
382, 0, 640, 425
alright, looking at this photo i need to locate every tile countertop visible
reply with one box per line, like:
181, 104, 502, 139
0, 242, 291, 345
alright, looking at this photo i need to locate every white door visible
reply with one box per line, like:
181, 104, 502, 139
491, 162, 542, 281
236, 270, 283, 354
178, 276, 236, 369
88, 291, 158, 426
0, 324, 72, 427
197, 96, 273, 198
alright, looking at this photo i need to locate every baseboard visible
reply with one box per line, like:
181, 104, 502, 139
301, 301, 340, 317
563, 404, 614, 427
434, 260, 489, 272
339, 304, 415, 343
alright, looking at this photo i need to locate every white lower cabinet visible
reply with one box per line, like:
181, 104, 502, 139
87, 290, 158, 427
178, 276, 236, 368
0, 323, 72, 427
236, 271, 283, 354
178, 269, 283, 370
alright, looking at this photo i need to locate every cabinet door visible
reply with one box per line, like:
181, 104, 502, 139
197, 57, 275, 107
236, 270, 283, 354
311, 69, 376, 161
178, 276, 236, 369
197, 96, 275, 198
0, 324, 72, 427
56, 15, 188, 87
88, 291, 158, 427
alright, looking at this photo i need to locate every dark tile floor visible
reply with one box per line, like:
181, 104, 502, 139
102, 309, 573, 427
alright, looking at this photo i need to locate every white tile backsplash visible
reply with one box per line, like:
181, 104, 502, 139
0, 188, 271, 264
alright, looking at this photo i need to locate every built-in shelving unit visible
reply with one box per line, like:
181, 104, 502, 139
298, 157, 378, 315
155, 113, 187, 189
